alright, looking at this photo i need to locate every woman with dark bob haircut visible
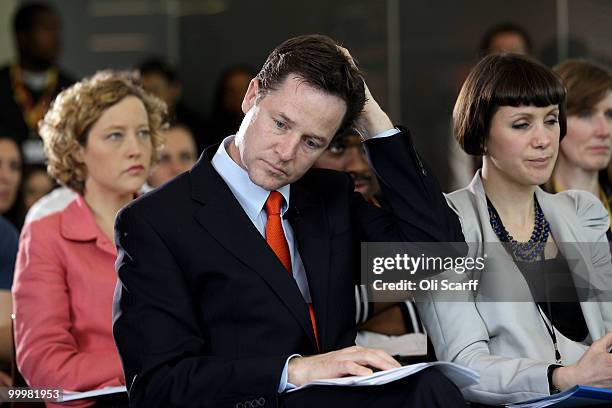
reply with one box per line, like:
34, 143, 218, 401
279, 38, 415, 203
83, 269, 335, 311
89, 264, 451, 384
417, 54, 612, 405
13, 71, 166, 407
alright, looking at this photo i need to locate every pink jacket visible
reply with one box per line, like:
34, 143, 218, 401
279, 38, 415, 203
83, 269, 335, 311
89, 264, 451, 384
13, 194, 124, 407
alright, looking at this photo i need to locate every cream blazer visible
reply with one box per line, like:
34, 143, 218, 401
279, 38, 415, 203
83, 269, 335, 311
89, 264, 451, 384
417, 172, 612, 405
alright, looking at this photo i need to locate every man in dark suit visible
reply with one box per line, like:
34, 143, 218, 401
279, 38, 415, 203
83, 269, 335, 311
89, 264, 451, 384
112, 35, 465, 407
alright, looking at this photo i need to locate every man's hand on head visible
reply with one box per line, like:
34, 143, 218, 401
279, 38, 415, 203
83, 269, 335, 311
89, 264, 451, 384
287, 345, 400, 386
337, 46, 394, 140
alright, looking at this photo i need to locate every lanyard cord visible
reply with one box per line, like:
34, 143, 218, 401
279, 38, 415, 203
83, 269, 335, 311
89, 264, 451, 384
537, 258, 562, 364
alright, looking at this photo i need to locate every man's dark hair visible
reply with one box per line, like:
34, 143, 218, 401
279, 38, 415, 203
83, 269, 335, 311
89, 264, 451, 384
13, 2, 56, 35
453, 53, 566, 156
137, 58, 178, 83
256, 34, 366, 133
479, 22, 533, 57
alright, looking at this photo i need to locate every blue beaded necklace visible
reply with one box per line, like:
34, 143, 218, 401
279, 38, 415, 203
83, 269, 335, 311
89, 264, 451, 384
487, 195, 550, 262
487, 195, 562, 364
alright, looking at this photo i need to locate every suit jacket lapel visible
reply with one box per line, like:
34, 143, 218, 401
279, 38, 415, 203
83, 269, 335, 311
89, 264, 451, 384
289, 182, 331, 350
190, 151, 318, 347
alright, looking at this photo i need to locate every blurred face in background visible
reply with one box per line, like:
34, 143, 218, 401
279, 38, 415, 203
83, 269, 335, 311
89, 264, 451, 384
560, 91, 612, 172
20, 9, 62, 68
0, 138, 22, 213
148, 126, 197, 188
75, 95, 153, 197
141, 72, 179, 111
488, 31, 529, 54
222, 70, 253, 115
23, 168, 54, 210
314, 132, 378, 198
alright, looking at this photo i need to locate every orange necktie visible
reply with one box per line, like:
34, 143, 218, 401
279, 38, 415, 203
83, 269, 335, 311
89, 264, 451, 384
265, 191, 320, 350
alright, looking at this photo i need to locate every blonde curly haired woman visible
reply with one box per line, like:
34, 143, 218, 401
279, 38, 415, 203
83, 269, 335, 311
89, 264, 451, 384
13, 71, 166, 407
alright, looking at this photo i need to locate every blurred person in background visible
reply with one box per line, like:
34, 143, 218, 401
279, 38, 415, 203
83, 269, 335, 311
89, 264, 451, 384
448, 22, 534, 191
0, 132, 25, 381
478, 22, 533, 57
545, 60, 612, 240
314, 128, 380, 202
147, 124, 197, 188
0, 214, 18, 387
0, 134, 24, 230
0, 2, 74, 164
138, 58, 208, 151
208, 65, 255, 146
13, 71, 166, 408
22, 164, 55, 211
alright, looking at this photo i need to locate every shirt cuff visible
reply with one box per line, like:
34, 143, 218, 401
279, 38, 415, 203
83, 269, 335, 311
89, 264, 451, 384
370, 127, 401, 139
278, 354, 302, 393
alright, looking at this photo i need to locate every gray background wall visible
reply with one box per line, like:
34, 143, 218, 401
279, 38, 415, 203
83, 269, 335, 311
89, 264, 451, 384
1, 0, 610, 189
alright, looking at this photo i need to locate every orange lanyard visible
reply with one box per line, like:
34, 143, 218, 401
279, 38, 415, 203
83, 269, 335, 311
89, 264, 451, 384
10, 64, 58, 132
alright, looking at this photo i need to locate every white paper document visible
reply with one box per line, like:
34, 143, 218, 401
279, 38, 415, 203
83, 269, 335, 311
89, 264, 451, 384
287, 361, 479, 393
59, 385, 127, 402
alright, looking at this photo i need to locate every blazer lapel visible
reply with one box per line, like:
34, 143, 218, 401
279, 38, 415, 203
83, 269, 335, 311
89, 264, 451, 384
467, 174, 536, 302
190, 151, 317, 346
289, 182, 331, 350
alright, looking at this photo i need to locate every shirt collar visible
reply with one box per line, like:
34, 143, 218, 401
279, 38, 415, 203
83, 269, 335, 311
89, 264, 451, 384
60, 194, 116, 256
211, 135, 290, 222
